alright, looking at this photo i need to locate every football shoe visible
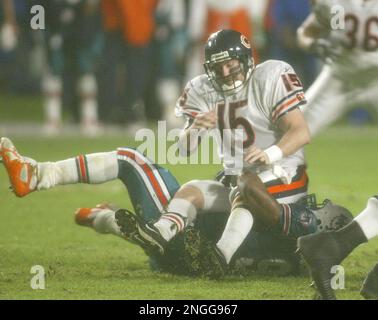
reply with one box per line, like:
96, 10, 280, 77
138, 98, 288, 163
199, 242, 228, 279
0, 137, 38, 197
74, 203, 117, 228
297, 232, 346, 300
115, 209, 168, 256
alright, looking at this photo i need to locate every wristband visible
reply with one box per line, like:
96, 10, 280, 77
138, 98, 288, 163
264, 145, 283, 164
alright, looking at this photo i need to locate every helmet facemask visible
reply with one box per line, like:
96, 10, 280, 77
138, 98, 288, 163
204, 55, 254, 95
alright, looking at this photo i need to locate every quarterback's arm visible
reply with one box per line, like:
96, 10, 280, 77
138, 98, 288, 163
297, 13, 328, 51
177, 111, 217, 157
276, 108, 311, 156
244, 109, 310, 165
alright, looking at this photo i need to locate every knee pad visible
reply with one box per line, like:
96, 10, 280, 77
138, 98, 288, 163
182, 180, 230, 212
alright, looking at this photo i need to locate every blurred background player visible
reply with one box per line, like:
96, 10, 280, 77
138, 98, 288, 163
298, 196, 378, 300
40, 0, 103, 136
297, 0, 378, 136
264, 0, 318, 89
0, 0, 39, 94
99, 0, 159, 129
2, 0, 377, 133
153, 0, 188, 129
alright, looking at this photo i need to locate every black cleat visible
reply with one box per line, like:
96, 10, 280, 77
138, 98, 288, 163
183, 227, 203, 275
199, 242, 228, 279
361, 262, 378, 300
184, 227, 228, 279
182, 227, 228, 279
297, 232, 345, 300
115, 209, 167, 255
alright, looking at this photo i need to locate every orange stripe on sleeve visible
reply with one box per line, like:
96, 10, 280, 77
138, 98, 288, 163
272, 97, 300, 121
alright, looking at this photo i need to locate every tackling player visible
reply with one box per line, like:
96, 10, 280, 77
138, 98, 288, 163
0, 137, 352, 277
0, 137, 307, 276
297, 196, 378, 300
297, 0, 378, 136
114, 29, 320, 278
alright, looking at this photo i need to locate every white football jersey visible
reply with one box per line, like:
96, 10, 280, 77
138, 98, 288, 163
176, 60, 307, 172
312, 0, 378, 75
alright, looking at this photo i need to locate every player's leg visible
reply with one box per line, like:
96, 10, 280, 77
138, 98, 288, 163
113, 148, 213, 274
114, 147, 185, 255
73, 148, 180, 251
116, 147, 180, 221
297, 196, 378, 299
213, 187, 254, 266
238, 166, 316, 238
0, 139, 181, 245
302, 66, 348, 137
153, 180, 230, 239
202, 166, 314, 277
78, 73, 100, 136
42, 30, 65, 136
77, 32, 103, 136
0, 137, 119, 197
42, 73, 63, 136
115, 178, 231, 255
75, 203, 123, 237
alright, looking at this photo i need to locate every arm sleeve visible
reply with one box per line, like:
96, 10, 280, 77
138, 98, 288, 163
262, 61, 307, 123
175, 80, 208, 121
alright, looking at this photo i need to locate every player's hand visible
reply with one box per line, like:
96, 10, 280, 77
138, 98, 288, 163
191, 111, 217, 130
311, 38, 343, 62
244, 146, 269, 165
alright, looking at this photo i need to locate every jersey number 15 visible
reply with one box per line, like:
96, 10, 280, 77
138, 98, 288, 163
217, 100, 255, 149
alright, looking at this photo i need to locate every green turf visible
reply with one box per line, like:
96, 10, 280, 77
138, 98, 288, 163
0, 94, 44, 122
0, 127, 378, 300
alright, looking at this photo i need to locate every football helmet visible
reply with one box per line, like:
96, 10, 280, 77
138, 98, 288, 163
204, 29, 254, 95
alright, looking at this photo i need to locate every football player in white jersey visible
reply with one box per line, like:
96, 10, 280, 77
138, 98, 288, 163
297, 0, 378, 136
115, 29, 316, 277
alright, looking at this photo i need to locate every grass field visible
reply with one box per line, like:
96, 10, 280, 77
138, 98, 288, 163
0, 126, 378, 300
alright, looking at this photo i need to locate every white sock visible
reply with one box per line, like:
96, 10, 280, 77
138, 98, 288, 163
42, 75, 62, 126
81, 98, 98, 126
153, 218, 178, 242
154, 198, 196, 241
92, 209, 122, 236
44, 96, 62, 125
79, 74, 98, 126
216, 207, 254, 264
37, 151, 118, 189
354, 197, 378, 240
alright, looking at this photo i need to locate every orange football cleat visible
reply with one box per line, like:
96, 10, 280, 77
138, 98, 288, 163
74, 203, 118, 228
0, 137, 38, 197
74, 207, 98, 227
